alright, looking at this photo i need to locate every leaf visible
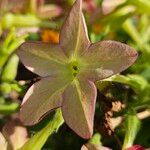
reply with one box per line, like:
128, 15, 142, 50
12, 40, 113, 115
1, 54, 19, 82
0, 102, 19, 114
17, 42, 68, 77
80, 40, 138, 81
127, 0, 150, 15
141, 67, 150, 80
60, 0, 90, 58
98, 74, 148, 92
19, 109, 64, 150
0, 28, 27, 68
20, 74, 71, 125
62, 79, 97, 139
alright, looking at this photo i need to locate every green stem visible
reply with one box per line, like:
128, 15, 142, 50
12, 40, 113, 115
122, 19, 143, 47
127, 0, 150, 15
19, 109, 64, 150
2, 13, 57, 29
89, 133, 101, 145
122, 19, 150, 55
122, 115, 141, 150
0, 103, 19, 114
1, 54, 19, 82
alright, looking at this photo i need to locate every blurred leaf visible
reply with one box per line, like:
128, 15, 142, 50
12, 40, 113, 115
0, 82, 12, 94
101, 5, 135, 28
1, 54, 19, 82
0, 102, 19, 114
127, 0, 150, 15
141, 67, 150, 81
1, 13, 58, 29
19, 109, 64, 150
0, 29, 27, 68
122, 19, 143, 48
97, 74, 148, 93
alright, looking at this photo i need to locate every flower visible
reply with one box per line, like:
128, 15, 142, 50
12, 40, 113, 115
41, 29, 59, 43
127, 145, 145, 150
17, 0, 138, 139
0, 119, 28, 150
81, 143, 112, 150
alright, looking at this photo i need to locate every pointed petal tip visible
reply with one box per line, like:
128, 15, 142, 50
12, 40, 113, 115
125, 44, 138, 58
77, 124, 93, 139
129, 49, 138, 58
84, 129, 93, 139
62, 110, 93, 139
75, 0, 82, 6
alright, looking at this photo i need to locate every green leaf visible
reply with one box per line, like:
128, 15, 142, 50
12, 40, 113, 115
122, 19, 143, 48
0, 103, 19, 114
141, 67, 150, 80
127, 0, 150, 15
0, 29, 27, 68
1, 13, 57, 29
19, 109, 64, 150
1, 54, 19, 82
99, 74, 148, 92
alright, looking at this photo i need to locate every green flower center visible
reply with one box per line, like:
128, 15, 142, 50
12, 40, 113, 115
70, 61, 79, 78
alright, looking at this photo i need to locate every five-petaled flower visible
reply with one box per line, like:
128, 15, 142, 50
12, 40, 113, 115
17, 0, 138, 139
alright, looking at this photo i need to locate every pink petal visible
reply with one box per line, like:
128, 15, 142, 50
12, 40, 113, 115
60, 0, 90, 58
20, 75, 71, 125
62, 78, 97, 139
2, 119, 28, 150
38, 4, 62, 19
127, 145, 145, 150
81, 143, 112, 150
80, 40, 138, 81
17, 42, 68, 77
0, 132, 7, 150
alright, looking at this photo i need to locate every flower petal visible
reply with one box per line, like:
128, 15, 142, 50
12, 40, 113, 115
80, 40, 138, 81
127, 145, 145, 150
17, 42, 68, 77
60, 0, 90, 58
2, 119, 28, 150
62, 79, 97, 139
81, 143, 112, 150
0, 132, 7, 150
20, 74, 71, 125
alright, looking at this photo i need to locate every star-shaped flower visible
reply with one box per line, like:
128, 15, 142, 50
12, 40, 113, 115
17, 0, 138, 139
